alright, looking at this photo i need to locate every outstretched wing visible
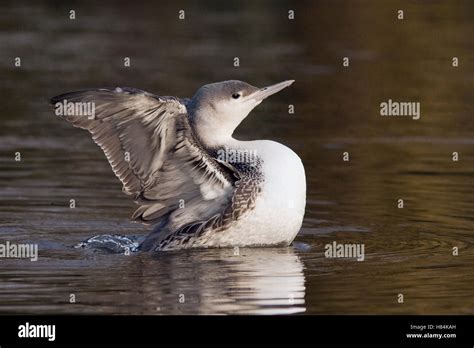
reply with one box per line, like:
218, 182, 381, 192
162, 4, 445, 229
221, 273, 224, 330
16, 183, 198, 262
51, 87, 237, 231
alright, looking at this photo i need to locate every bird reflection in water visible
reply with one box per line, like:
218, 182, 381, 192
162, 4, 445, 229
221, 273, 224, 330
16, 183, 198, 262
121, 247, 306, 314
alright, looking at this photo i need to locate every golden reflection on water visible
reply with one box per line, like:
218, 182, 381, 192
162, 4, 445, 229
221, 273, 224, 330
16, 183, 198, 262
0, 1, 473, 314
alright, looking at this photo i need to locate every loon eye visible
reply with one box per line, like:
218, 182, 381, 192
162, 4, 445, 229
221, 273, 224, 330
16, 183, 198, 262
232, 93, 241, 99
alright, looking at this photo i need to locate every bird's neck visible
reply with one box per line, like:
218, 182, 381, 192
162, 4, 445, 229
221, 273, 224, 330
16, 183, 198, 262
195, 123, 236, 148
189, 112, 240, 149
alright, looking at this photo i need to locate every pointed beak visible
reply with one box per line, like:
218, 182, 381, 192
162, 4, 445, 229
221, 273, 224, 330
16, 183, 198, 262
248, 80, 295, 102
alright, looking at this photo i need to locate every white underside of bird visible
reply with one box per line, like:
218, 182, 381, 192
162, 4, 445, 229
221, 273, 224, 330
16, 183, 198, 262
189, 140, 306, 248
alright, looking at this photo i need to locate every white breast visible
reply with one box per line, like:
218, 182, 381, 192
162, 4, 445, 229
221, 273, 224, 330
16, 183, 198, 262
205, 140, 307, 247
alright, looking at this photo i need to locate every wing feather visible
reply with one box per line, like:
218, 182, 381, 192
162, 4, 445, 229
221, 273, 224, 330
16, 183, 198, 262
148, 176, 261, 251
51, 87, 235, 227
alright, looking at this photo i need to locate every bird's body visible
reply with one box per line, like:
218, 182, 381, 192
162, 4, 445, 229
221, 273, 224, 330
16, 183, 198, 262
51, 80, 306, 252
154, 139, 306, 250
207, 140, 306, 248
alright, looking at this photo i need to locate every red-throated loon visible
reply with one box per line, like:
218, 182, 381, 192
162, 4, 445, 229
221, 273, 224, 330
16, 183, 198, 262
51, 80, 306, 252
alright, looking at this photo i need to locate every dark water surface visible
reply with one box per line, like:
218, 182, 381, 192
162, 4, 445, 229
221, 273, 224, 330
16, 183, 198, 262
0, 1, 473, 314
